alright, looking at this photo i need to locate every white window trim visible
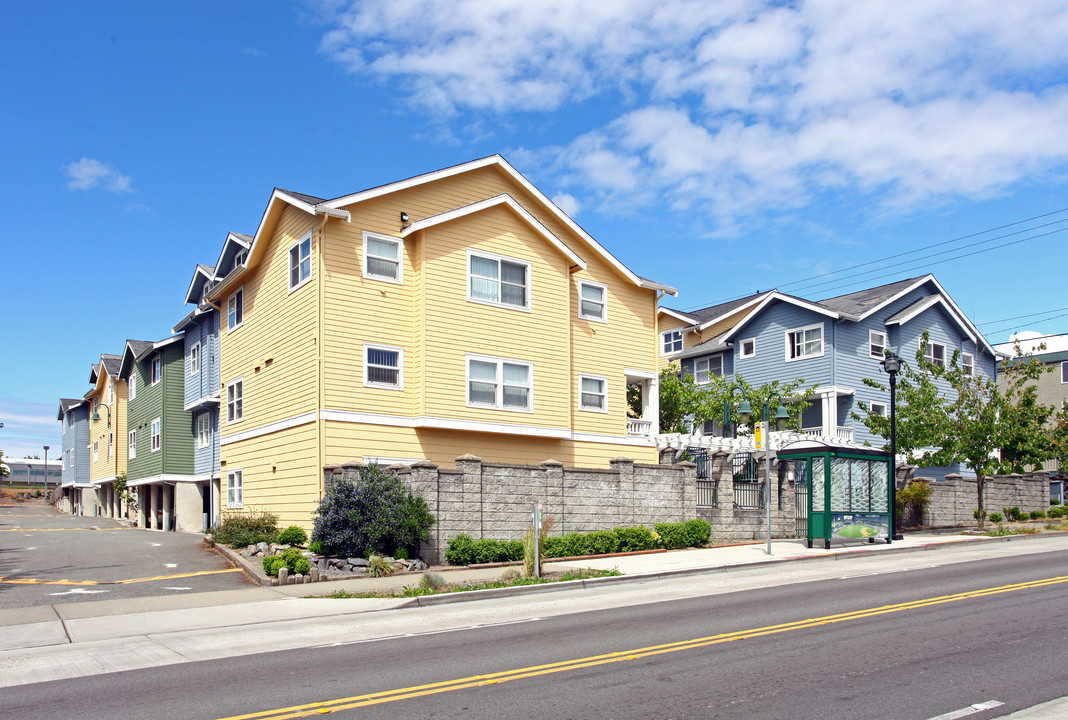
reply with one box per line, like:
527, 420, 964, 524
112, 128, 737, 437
129, 429, 137, 460
577, 280, 608, 323
108, 432, 114, 458
578, 373, 609, 413
466, 353, 535, 413
362, 231, 404, 284
694, 356, 723, 385
196, 413, 210, 449
190, 343, 200, 376
870, 401, 888, 417
363, 343, 404, 390
785, 322, 825, 363
227, 468, 244, 509
108, 383, 114, 405
150, 355, 162, 386
661, 329, 683, 356
921, 337, 947, 367
962, 352, 975, 377
129, 374, 136, 401
227, 286, 244, 333
740, 338, 756, 359
93, 440, 99, 462
869, 330, 888, 360
288, 231, 313, 294
226, 377, 244, 425
466, 248, 533, 313
151, 417, 161, 453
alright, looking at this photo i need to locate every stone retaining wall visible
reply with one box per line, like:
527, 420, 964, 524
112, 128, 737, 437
324, 455, 697, 564
906, 469, 1050, 527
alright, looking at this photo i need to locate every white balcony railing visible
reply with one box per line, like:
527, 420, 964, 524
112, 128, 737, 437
627, 419, 653, 437
802, 426, 854, 442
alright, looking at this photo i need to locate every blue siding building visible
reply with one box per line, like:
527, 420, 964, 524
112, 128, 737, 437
664, 275, 998, 476
57, 397, 91, 511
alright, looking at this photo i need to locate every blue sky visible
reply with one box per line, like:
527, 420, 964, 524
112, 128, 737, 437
3, 0, 1068, 459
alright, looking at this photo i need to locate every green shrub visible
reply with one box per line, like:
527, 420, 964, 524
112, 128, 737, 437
988, 512, 1003, 523
1048, 506, 1066, 519
211, 509, 279, 547
654, 522, 692, 549
280, 547, 310, 575
613, 526, 658, 552
368, 553, 393, 578
684, 518, 712, 546
542, 535, 566, 558
584, 530, 620, 555
445, 534, 476, 565
393, 547, 409, 561
312, 464, 435, 558
1003, 506, 1026, 522
1051, 499, 1061, 506
420, 572, 447, 589
308, 540, 324, 555
973, 509, 986, 521
275, 525, 308, 547
1030, 510, 1046, 520
262, 555, 286, 577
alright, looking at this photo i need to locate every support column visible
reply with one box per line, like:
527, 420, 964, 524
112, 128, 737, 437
162, 484, 173, 532
151, 485, 161, 529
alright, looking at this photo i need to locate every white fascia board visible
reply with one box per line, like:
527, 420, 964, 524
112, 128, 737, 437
720, 292, 839, 343
624, 368, 658, 380
854, 274, 934, 321
320, 409, 572, 439
219, 411, 317, 446
322, 155, 503, 209
694, 294, 771, 331
401, 194, 587, 270
923, 276, 993, 354
658, 307, 698, 325
212, 232, 252, 276
640, 278, 678, 296
152, 334, 185, 351
184, 264, 215, 306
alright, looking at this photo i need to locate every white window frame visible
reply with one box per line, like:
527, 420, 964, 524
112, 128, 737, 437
226, 378, 244, 424
577, 280, 607, 322
67, 412, 73, 429
197, 413, 210, 449
363, 343, 404, 390
67, 449, 73, 468
362, 231, 403, 284
190, 343, 200, 376
288, 231, 313, 293
578, 374, 608, 413
922, 338, 947, 368
869, 330, 888, 360
661, 329, 683, 356
150, 355, 161, 385
466, 249, 532, 312
466, 354, 534, 412
93, 441, 99, 462
740, 338, 756, 359
108, 431, 114, 458
786, 323, 824, 362
694, 356, 723, 385
129, 373, 136, 401
870, 401, 888, 417
962, 352, 975, 377
227, 286, 244, 332
108, 382, 114, 405
128, 429, 137, 460
151, 418, 161, 453
227, 469, 243, 509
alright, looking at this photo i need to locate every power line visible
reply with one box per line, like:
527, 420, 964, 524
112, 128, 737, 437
975, 306, 1068, 328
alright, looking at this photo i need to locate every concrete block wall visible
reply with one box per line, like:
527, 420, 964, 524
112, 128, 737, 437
695, 450, 802, 544
325, 455, 697, 564
911, 470, 1050, 527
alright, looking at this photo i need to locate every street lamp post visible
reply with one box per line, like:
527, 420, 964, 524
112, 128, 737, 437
880, 352, 904, 541
43, 445, 50, 491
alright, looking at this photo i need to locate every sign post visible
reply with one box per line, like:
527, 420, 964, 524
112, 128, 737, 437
532, 502, 543, 578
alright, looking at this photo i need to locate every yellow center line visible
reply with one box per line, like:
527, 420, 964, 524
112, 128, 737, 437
0, 527, 128, 532
0, 568, 243, 586
216, 574, 1068, 720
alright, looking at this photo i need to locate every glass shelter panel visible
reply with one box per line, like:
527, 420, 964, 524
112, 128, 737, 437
830, 458, 849, 511
811, 457, 825, 512
870, 460, 889, 512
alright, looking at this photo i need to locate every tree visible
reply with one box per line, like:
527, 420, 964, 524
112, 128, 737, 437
657, 362, 815, 435
0, 450, 9, 479
853, 333, 1052, 529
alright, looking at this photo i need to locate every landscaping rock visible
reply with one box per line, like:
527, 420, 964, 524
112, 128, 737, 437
278, 567, 288, 584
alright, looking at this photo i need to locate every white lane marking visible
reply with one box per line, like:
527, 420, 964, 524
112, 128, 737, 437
164, 563, 178, 568
151, 543, 162, 547
927, 700, 1004, 720
49, 588, 110, 596
841, 564, 938, 579
163, 586, 192, 591
25, 547, 37, 551
320, 618, 542, 648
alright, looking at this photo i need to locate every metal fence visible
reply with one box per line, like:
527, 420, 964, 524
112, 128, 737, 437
733, 481, 764, 509
697, 478, 718, 508
731, 452, 758, 481
688, 447, 712, 479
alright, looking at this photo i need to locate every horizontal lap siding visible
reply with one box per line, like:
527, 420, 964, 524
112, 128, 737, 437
324, 421, 656, 467
729, 301, 831, 391
127, 357, 160, 481
88, 376, 127, 482
161, 344, 194, 475
220, 206, 320, 437
657, 314, 689, 370
222, 423, 320, 529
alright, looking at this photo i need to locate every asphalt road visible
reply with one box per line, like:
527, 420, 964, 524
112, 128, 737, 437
5, 544, 1067, 719
0, 504, 252, 607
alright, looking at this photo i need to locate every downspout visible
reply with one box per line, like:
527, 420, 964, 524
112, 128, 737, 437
317, 213, 329, 499
202, 299, 222, 528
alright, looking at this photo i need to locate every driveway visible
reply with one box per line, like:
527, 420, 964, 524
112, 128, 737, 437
0, 503, 253, 609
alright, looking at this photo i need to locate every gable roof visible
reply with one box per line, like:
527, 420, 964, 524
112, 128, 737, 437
401, 194, 587, 269
88, 354, 122, 384
184, 263, 217, 306
719, 291, 840, 343
57, 397, 86, 420
818, 275, 930, 320
208, 155, 675, 302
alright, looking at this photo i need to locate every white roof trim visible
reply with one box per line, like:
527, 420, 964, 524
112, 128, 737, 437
695, 294, 772, 331
658, 307, 697, 325
885, 294, 979, 346
720, 291, 839, 343
852, 274, 935, 321
184, 264, 215, 306
401, 194, 587, 270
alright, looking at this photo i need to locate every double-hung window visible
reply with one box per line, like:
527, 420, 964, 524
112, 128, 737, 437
227, 287, 244, 331
786, 323, 823, 361
467, 355, 532, 411
108, 383, 114, 405
869, 330, 887, 359
226, 379, 243, 424
579, 375, 608, 412
870, 402, 888, 417
578, 281, 607, 322
150, 355, 161, 385
151, 418, 161, 452
289, 233, 312, 291
128, 429, 137, 459
363, 232, 403, 283
227, 469, 243, 509
468, 250, 530, 310
190, 344, 200, 375
93, 441, 99, 462
740, 338, 756, 358
923, 339, 946, 368
363, 344, 403, 389
661, 329, 683, 355
962, 353, 975, 377
67, 449, 73, 468
128, 374, 136, 400
108, 432, 113, 458
694, 356, 723, 384
197, 413, 210, 449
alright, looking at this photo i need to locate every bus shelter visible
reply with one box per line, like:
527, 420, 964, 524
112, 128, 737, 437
778, 440, 893, 549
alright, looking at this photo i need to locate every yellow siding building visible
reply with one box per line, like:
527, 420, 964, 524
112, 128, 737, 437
85, 354, 128, 505
210, 156, 676, 527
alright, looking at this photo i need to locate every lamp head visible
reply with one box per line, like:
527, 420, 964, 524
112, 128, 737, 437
774, 404, 790, 429
737, 399, 752, 424
880, 353, 902, 375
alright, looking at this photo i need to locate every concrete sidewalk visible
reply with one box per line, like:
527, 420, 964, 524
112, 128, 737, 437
0, 530, 999, 654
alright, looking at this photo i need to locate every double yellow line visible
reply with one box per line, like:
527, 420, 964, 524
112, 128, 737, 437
0, 568, 242, 586
219, 574, 1068, 720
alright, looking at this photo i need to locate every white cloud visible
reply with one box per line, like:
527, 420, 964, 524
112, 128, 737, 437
551, 192, 580, 218
315, 0, 1068, 226
64, 158, 134, 193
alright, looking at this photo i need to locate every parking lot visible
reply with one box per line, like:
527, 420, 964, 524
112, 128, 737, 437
0, 503, 253, 609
